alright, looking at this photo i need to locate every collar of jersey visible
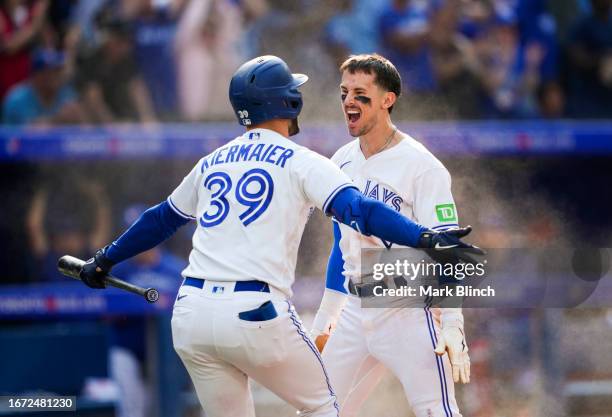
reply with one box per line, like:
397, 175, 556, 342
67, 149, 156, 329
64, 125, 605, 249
242, 128, 290, 143
356, 134, 405, 161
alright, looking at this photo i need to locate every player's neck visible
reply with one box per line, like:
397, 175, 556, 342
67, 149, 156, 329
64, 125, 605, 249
248, 120, 290, 138
359, 120, 399, 159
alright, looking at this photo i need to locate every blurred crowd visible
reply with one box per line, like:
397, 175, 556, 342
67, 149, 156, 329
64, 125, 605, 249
0, 0, 265, 125
0, 0, 611, 125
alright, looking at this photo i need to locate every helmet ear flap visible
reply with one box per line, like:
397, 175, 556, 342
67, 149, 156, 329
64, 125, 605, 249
282, 99, 301, 109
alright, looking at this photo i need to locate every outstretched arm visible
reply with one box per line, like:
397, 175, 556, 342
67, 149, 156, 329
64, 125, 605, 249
328, 187, 427, 246
79, 201, 190, 288
105, 201, 189, 263
327, 187, 483, 263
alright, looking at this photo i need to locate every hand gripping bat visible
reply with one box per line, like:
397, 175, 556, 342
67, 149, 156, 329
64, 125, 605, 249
57, 255, 159, 303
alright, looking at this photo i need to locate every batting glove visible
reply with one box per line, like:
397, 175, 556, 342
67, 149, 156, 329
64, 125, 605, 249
418, 226, 485, 265
434, 326, 470, 384
310, 314, 334, 354
80, 247, 114, 289
310, 289, 347, 353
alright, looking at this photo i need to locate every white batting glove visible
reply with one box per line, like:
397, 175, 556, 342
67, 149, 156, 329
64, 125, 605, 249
310, 309, 334, 353
310, 289, 346, 353
434, 326, 470, 384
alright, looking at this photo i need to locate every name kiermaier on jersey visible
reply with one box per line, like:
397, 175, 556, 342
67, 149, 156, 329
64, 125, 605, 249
202, 142, 295, 171
372, 285, 496, 298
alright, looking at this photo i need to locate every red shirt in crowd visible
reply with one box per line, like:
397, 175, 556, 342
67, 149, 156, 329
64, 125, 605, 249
0, 3, 35, 101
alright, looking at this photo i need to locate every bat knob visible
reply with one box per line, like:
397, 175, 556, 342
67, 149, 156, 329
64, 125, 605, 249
57, 255, 86, 279
144, 288, 159, 303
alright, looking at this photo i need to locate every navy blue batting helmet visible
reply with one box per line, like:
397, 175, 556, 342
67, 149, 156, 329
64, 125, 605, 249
229, 55, 308, 127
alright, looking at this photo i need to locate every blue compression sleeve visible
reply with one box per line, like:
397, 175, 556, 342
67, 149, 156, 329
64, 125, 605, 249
326, 221, 348, 294
328, 187, 428, 248
105, 201, 190, 264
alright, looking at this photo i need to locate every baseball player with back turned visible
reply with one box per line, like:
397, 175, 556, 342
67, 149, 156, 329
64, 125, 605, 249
311, 54, 475, 417
77, 55, 480, 417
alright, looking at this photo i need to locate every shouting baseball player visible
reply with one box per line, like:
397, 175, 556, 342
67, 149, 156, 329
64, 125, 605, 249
77, 55, 480, 417
311, 54, 473, 417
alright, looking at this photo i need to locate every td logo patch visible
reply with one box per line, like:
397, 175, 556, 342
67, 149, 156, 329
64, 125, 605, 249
435, 204, 457, 222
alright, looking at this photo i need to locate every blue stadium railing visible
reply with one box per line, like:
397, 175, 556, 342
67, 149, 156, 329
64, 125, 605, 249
0, 120, 611, 160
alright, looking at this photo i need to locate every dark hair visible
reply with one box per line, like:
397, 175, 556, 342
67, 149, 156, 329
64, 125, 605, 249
339, 54, 402, 113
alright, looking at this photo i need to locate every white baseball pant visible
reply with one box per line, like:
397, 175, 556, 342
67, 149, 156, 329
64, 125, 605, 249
171, 279, 339, 417
322, 296, 462, 417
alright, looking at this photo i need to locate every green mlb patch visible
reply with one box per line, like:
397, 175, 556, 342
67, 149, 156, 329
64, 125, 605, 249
435, 204, 457, 222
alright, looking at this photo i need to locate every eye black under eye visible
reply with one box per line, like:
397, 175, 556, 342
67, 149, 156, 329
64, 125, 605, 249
341, 93, 347, 102
355, 95, 371, 104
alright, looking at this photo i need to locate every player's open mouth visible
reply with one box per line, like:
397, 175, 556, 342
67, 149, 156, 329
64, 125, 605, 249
346, 109, 361, 124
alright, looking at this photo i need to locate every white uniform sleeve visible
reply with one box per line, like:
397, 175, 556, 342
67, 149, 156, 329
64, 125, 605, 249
167, 158, 203, 220
292, 149, 354, 213
412, 167, 459, 230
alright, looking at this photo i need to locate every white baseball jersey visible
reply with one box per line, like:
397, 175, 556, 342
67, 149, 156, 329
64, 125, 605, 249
167, 128, 353, 296
331, 134, 459, 284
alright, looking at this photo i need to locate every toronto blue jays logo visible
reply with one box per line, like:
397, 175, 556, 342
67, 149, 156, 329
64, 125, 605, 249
363, 180, 403, 212
362, 180, 403, 248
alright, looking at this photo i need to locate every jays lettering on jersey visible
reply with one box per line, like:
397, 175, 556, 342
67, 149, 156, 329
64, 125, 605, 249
332, 134, 459, 283
167, 128, 353, 296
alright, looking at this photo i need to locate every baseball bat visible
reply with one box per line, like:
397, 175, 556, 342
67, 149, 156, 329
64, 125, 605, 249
57, 255, 159, 303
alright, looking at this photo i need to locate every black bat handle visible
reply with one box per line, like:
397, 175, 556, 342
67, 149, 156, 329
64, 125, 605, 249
57, 255, 159, 303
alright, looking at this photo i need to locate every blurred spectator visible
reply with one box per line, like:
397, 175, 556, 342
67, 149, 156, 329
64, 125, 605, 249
473, 13, 543, 118
430, 0, 482, 119
127, 0, 185, 118
108, 204, 185, 417
43, 0, 89, 78
516, 0, 562, 116
238, 0, 269, 58
45, 0, 77, 48
566, 0, 612, 119
325, 0, 389, 66
456, 0, 494, 40
26, 174, 111, 282
251, 1, 340, 75
59, 0, 115, 79
379, 0, 441, 94
175, 0, 244, 120
2, 48, 83, 125
516, 0, 557, 61
453, 0, 561, 118
75, 18, 157, 123
67, 0, 120, 48
0, 0, 48, 102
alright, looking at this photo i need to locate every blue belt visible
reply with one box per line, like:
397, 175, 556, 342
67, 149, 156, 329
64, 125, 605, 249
183, 277, 270, 293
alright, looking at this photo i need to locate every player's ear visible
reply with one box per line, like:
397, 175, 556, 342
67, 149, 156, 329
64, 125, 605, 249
382, 92, 397, 112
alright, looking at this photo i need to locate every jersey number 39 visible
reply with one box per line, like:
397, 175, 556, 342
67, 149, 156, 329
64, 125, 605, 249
200, 168, 274, 228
